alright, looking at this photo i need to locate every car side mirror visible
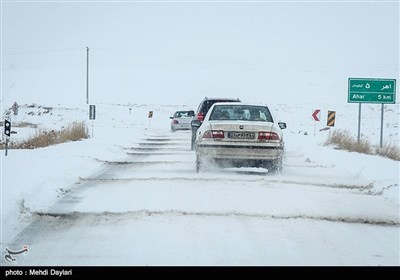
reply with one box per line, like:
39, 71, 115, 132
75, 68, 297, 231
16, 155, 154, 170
278, 122, 287, 129
191, 120, 201, 128
169, 116, 173, 119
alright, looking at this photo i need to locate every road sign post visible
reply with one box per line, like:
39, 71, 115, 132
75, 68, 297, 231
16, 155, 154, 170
12, 102, 18, 116
312, 109, 321, 136
358, 103, 362, 143
89, 105, 96, 137
89, 105, 96, 120
4, 118, 11, 156
148, 111, 153, 128
4, 119, 11, 137
327, 111, 336, 127
348, 78, 396, 146
312, 109, 321, 121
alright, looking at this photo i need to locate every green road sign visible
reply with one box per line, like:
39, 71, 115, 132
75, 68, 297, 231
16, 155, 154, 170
348, 78, 396, 104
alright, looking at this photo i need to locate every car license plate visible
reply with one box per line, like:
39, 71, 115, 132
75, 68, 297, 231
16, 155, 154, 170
227, 131, 255, 139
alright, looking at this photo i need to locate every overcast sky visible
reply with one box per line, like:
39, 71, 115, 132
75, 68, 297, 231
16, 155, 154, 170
2, 1, 399, 106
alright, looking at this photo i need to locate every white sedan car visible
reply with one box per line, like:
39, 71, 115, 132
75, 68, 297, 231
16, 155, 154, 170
193, 103, 286, 173
170, 110, 195, 132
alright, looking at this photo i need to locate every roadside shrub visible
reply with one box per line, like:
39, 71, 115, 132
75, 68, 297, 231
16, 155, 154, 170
5, 122, 89, 149
377, 142, 400, 161
59, 122, 88, 143
325, 129, 399, 161
325, 129, 371, 154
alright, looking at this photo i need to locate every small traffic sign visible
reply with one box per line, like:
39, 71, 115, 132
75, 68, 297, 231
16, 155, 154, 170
327, 111, 336, 127
312, 109, 321, 121
148, 111, 153, 118
348, 78, 396, 104
12, 102, 18, 115
4, 119, 11, 137
89, 105, 96, 120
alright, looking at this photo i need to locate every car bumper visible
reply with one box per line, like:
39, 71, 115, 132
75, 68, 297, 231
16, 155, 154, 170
172, 124, 191, 130
196, 143, 283, 160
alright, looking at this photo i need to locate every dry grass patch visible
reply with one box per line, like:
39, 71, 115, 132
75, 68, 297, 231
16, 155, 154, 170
325, 129, 372, 154
377, 142, 400, 161
325, 129, 399, 161
6, 122, 89, 149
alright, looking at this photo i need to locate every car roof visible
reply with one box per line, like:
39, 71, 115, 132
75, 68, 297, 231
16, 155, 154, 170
212, 102, 268, 107
202, 97, 240, 102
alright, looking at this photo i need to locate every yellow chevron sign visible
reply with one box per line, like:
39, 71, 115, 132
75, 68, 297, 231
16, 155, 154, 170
327, 111, 336, 127
148, 111, 153, 118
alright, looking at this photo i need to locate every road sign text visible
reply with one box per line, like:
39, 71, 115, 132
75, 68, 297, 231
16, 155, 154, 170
348, 78, 396, 104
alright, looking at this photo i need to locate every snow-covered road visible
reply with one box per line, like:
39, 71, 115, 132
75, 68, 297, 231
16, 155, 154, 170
4, 129, 399, 266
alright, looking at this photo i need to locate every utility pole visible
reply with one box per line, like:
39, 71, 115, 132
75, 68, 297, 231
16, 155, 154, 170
86, 46, 89, 104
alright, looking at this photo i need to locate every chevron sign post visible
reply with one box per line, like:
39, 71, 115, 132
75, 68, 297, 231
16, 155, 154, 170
312, 109, 321, 121
312, 109, 321, 136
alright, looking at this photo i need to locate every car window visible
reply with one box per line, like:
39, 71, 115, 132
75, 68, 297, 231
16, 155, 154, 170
175, 111, 193, 118
204, 101, 214, 115
209, 105, 273, 122
210, 109, 230, 120
197, 99, 240, 115
197, 103, 203, 114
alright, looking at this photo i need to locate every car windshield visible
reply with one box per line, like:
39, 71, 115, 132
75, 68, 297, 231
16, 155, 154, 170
175, 111, 194, 118
209, 105, 273, 122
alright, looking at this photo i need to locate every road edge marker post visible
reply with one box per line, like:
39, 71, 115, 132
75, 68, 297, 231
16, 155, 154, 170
89, 105, 96, 137
148, 110, 153, 128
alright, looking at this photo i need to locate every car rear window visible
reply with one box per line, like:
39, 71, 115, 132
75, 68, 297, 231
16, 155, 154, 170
209, 105, 273, 122
174, 111, 194, 118
201, 99, 240, 115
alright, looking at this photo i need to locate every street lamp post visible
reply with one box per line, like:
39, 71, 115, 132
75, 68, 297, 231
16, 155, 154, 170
86, 46, 89, 104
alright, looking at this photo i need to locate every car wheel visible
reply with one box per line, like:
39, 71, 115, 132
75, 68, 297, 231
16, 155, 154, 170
196, 155, 202, 173
191, 129, 196, 150
268, 158, 283, 174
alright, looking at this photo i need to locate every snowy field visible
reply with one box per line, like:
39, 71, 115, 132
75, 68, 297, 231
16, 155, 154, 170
1, 101, 399, 265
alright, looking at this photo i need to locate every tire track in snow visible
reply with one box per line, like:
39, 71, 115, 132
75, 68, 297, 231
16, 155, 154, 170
31, 209, 400, 227
126, 147, 189, 152
126, 151, 189, 156
93, 160, 193, 165
78, 176, 374, 192
138, 142, 187, 146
